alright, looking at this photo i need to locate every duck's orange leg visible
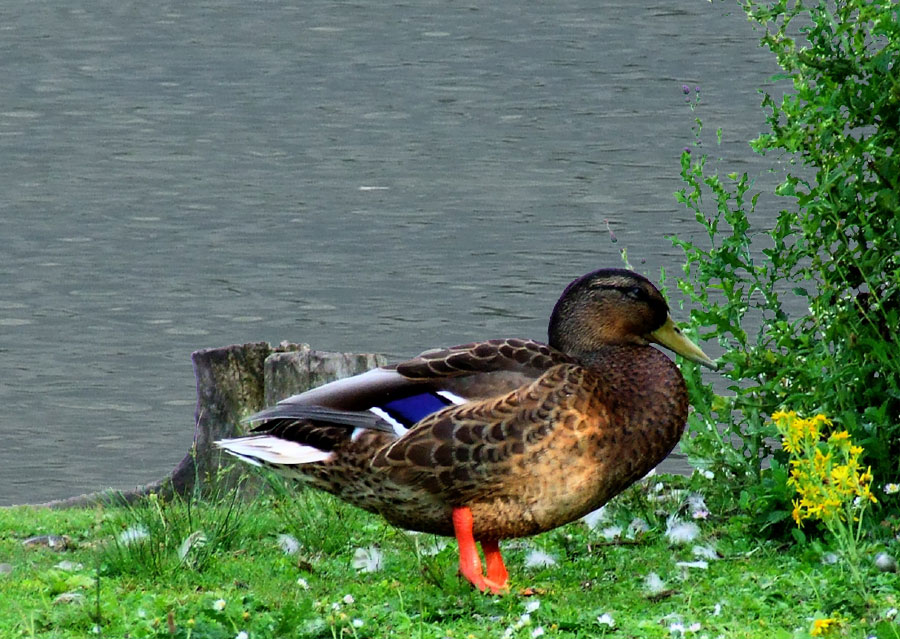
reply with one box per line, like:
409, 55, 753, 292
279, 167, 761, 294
451, 507, 509, 594
481, 538, 509, 588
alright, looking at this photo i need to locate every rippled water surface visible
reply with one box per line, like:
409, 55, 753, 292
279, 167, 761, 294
1, 1, 785, 505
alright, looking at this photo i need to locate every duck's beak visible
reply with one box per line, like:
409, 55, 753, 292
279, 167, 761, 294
650, 316, 718, 370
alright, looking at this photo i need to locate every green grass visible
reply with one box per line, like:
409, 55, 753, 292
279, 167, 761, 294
1, 473, 898, 639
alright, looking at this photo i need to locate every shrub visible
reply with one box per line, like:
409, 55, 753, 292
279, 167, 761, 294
672, 0, 900, 524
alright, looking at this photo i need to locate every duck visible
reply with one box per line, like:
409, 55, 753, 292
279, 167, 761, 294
216, 268, 716, 594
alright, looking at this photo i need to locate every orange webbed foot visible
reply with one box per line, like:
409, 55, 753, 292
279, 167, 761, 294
452, 507, 510, 595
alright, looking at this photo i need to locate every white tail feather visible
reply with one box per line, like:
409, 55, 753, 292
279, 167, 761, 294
215, 436, 332, 466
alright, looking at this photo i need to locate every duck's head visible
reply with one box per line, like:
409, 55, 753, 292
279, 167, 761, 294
548, 268, 717, 369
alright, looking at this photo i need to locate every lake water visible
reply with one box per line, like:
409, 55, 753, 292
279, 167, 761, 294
1, 0, 785, 506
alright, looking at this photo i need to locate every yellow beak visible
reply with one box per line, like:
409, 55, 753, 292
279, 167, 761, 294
650, 316, 718, 370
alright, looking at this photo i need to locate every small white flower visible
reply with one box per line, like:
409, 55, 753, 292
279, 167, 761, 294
712, 602, 722, 616
885, 607, 898, 619
118, 525, 149, 546
331, 602, 341, 611
699, 469, 714, 480
597, 613, 616, 627
600, 525, 622, 540
582, 506, 608, 530
670, 622, 685, 635
91, 625, 101, 635
352, 619, 364, 628
213, 598, 227, 611
665, 517, 700, 544
822, 552, 840, 565
884, 483, 899, 495
296, 577, 309, 590
352, 546, 383, 573
675, 560, 709, 570
235, 632, 249, 639
645, 572, 666, 595
691, 544, 717, 560
688, 622, 701, 632
524, 600, 541, 613
276, 534, 301, 555
343, 594, 355, 605
524, 549, 557, 568
531, 627, 545, 638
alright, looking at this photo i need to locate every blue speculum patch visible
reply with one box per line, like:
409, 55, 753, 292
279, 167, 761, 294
382, 393, 452, 426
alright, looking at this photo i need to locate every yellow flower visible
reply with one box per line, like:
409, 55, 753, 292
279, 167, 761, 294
791, 499, 803, 525
811, 617, 836, 636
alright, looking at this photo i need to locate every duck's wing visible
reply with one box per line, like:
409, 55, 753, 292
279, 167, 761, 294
248, 338, 571, 431
372, 362, 600, 504
219, 339, 572, 468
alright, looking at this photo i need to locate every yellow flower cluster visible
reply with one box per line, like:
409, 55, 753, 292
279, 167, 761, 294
772, 410, 877, 527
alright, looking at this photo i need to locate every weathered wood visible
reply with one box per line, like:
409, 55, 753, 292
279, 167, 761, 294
265, 346, 385, 406
29, 343, 386, 508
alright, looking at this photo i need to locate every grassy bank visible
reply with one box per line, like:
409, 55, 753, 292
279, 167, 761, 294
2, 473, 897, 638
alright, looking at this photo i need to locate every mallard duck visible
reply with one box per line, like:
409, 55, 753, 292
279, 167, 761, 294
216, 268, 715, 594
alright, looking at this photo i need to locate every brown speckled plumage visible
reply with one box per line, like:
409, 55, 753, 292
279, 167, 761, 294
217, 268, 715, 592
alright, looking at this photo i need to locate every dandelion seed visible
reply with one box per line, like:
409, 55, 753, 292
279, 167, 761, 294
645, 572, 666, 595
352, 546, 383, 573
235, 632, 249, 639
874, 552, 898, 573
597, 613, 616, 628
821, 552, 839, 565
213, 599, 227, 611
343, 594, 355, 605
178, 531, 207, 561
676, 560, 708, 570
524, 549, 557, 568
627, 518, 649, 537
600, 525, 622, 540
418, 538, 448, 556
582, 506, 607, 530
691, 544, 717, 560
276, 534, 301, 555
118, 525, 149, 546
352, 619, 364, 628
665, 517, 699, 544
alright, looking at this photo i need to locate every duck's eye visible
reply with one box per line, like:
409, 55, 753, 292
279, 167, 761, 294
625, 286, 644, 300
